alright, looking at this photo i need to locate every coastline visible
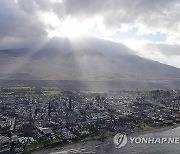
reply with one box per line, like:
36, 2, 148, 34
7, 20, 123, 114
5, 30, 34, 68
32, 123, 180, 154
129, 123, 180, 137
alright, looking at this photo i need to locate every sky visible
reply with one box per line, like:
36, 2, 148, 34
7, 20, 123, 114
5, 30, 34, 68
1, 0, 180, 68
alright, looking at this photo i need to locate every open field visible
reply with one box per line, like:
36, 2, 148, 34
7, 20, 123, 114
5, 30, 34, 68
0, 86, 60, 97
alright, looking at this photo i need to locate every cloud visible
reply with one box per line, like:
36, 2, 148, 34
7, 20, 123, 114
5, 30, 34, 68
120, 39, 180, 68
52, 0, 180, 34
0, 0, 47, 49
0, 0, 180, 68
1, 0, 180, 43
141, 43, 180, 56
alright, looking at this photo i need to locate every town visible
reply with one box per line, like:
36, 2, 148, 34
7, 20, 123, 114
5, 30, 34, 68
0, 87, 180, 153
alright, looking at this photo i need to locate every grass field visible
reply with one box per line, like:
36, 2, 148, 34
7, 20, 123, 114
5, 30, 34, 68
0, 86, 60, 97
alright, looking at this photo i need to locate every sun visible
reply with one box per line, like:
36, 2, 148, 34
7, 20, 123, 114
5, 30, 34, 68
39, 12, 89, 38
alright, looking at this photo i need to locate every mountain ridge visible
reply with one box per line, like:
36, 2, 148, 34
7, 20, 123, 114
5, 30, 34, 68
0, 36, 180, 90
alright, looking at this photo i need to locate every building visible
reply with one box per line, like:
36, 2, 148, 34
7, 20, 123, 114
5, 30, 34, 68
37, 127, 55, 139
0, 136, 11, 154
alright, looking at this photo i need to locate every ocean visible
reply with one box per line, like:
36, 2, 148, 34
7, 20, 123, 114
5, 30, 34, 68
33, 126, 180, 154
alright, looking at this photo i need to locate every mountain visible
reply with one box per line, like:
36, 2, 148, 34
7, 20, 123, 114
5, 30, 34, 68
0, 36, 180, 90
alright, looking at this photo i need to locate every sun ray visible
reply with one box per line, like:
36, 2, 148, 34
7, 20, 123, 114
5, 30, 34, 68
2, 37, 52, 80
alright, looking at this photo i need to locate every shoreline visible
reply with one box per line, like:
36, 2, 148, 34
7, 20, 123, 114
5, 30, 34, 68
129, 123, 180, 137
32, 123, 180, 154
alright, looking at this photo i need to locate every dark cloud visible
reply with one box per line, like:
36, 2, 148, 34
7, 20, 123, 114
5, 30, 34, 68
1, 0, 180, 41
62, 0, 109, 17
1, 0, 180, 62
0, 0, 47, 49
17, 0, 52, 13
53, 0, 180, 32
